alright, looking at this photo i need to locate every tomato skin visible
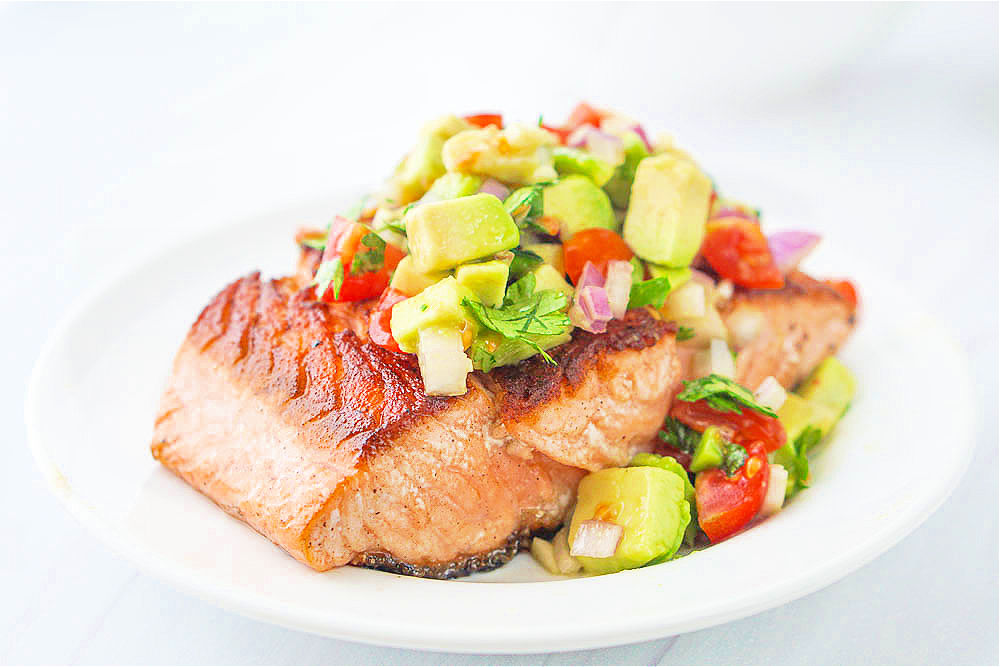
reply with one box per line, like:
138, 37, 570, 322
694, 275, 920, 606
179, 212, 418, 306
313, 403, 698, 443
566, 102, 607, 129
540, 123, 572, 143
695, 442, 769, 542
368, 288, 408, 353
671, 399, 786, 453
701, 217, 784, 289
824, 279, 859, 309
563, 228, 634, 284
318, 217, 405, 303
464, 113, 503, 129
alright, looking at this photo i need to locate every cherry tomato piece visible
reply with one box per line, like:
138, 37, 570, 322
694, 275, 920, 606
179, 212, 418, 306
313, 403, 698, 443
824, 279, 859, 309
563, 228, 634, 284
368, 288, 408, 353
695, 442, 769, 542
464, 113, 503, 129
566, 102, 607, 129
318, 218, 405, 303
701, 217, 784, 289
671, 399, 786, 453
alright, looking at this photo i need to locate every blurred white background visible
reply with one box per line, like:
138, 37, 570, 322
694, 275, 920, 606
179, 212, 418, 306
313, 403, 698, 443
1, 2, 997, 664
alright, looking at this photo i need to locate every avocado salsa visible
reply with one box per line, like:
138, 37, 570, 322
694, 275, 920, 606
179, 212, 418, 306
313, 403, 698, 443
309, 103, 858, 574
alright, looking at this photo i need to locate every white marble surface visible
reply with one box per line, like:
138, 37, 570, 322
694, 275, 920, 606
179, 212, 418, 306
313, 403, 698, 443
2, 3, 997, 664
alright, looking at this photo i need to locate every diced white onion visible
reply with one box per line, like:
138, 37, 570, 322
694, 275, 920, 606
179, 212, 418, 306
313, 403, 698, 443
705, 338, 736, 378
666, 281, 707, 319
760, 464, 789, 517
754, 376, 787, 411
567, 125, 626, 166
716, 279, 734, 301
416, 328, 472, 396
570, 520, 624, 558
569, 303, 607, 334
604, 260, 633, 319
728, 309, 764, 348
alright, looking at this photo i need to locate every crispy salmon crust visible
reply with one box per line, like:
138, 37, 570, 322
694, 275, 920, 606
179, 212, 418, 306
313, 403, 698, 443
152, 273, 679, 575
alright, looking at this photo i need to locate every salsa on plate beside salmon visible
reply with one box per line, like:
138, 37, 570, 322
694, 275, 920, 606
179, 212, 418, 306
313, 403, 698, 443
152, 104, 858, 578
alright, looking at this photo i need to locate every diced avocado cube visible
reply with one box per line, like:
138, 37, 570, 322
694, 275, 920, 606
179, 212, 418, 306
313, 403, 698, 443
468, 329, 571, 371
552, 147, 616, 187
689, 426, 726, 472
778, 393, 839, 444
623, 153, 712, 267
390, 115, 472, 204
568, 466, 691, 575
629, 451, 698, 547
543, 175, 618, 240
523, 243, 565, 276
507, 248, 544, 281
389, 255, 448, 296
423, 173, 483, 202
442, 124, 558, 184
647, 264, 692, 294
530, 264, 574, 300
405, 194, 519, 273
456, 260, 509, 307
389, 276, 478, 354
604, 132, 650, 209
798, 356, 856, 419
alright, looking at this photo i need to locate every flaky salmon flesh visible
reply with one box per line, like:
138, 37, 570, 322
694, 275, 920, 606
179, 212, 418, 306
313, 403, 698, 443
152, 263, 855, 577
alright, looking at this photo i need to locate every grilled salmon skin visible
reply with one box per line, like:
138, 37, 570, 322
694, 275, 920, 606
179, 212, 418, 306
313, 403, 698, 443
152, 273, 680, 576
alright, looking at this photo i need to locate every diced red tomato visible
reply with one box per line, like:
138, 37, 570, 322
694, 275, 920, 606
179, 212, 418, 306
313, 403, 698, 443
368, 288, 408, 353
539, 102, 608, 145
563, 228, 634, 284
824, 279, 859, 309
566, 102, 607, 130
464, 113, 503, 129
701, 217, 784, 289
695, 442, 769, 542
318, 217, 405, 303
671, 398, 786, 453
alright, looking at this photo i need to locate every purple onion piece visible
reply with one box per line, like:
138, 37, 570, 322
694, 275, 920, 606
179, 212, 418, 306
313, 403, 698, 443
768, 231, 822, 272
576, 261, 605, 290
478, 178, 510, 201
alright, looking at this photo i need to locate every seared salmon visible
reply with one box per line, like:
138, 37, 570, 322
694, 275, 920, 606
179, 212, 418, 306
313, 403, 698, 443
152, 273, 680, 576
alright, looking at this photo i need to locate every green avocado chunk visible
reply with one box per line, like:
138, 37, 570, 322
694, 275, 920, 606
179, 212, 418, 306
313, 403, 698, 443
389, 255, 448, 296
523, 243, 565, 276
456, 259, 509, 307
604, 132, 650, 209
798, 356, 856, 419
628, 452, 698, 548
646, 264, 692, 294
390, 115, 472, 204
568, 466, 691, 575
689, 426, 726, 473
623, 153, 712, 267
405, 194, 519, 273
389, 276, 478, 354
530, 263, 574, 300
543, 175, 618, 240
423, 173, 483, 202
777, 393, 838, 444
552, 147, 616, 187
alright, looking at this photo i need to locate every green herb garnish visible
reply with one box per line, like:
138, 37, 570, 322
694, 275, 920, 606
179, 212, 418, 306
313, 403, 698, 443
676, 374, 778, 417
676, 326, 695, 341
349, 232, 386, 275
301, 237, 326, 251
313, 259, 344, 300
628, 276, 672, 309
657, 417, 701, 455
503, 185, 548, 235
720, 442, 748, 476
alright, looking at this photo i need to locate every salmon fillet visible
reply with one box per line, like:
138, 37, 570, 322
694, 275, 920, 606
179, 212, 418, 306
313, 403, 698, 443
152, 273, 680, 576
720, 270, 857, 389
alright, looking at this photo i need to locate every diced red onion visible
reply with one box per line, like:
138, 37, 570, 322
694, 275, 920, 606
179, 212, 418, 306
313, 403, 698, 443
569, 303, 606, 334
578, 285, 612, 322
478, 178, 510, 201
566, 125, 625, 165
760, 464, 788, 517
754, 376, 787, 411
577, 261, 605, 290
604, 260, 633, 319
570, 520, 624, 558
769, 231, 821, 273
713, 207, 756, 221
631, 123, 653, 152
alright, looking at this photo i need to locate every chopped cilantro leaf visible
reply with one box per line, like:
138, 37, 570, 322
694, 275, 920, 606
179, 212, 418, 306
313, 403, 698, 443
508, 248, 543, 282
628, 276, 672, 309
677, 374, 778, 417
462, 273, 570, 367
676, 326, 695, 341
657, 417, 700, 455
382, 221, 407, 236
301, 237, 326, 251
349, 232, 386, 275
720, 442, 748, 477
503, 186, 548, 235
313, 259, 344, 301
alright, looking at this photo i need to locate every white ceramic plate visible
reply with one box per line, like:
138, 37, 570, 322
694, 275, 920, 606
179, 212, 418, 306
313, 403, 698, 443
26, 195, 974, 653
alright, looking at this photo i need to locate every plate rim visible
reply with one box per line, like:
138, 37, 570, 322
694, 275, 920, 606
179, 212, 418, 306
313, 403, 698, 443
24, 196, 977, 654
